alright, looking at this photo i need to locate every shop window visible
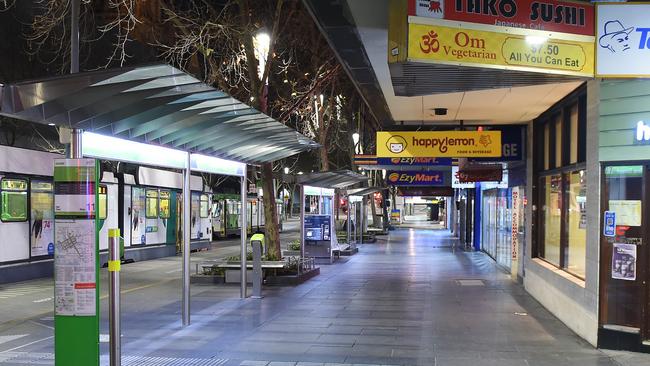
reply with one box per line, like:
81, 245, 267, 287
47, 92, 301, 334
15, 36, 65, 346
534, 85, 587, 279
569, 104, 579, 164
159, 191, 171, 219
554, 115, 563, 168
566, 170, 587, 278
98, 185, 108, 220
1, 178, 28, 222
541, 175, 562, 266
200, 194, 209, 218
145, 189, 159, 219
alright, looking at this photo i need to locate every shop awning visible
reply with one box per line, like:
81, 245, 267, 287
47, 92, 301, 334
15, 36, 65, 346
0, 64, 318, 165
296, 170, 367, 189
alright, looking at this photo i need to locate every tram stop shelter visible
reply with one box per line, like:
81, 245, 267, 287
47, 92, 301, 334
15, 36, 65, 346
0, 64, 318, 329
296, 170, 366, 264
345, 186, 386, 245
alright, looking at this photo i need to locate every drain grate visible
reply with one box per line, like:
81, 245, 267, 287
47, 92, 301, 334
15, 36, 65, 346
456, 279, 485, 286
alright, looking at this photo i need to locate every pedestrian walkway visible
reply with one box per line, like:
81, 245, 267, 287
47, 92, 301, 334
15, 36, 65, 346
1, 227, 650, 365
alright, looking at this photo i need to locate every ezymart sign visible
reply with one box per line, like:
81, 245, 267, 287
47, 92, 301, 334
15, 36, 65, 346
596, 4, 650, 77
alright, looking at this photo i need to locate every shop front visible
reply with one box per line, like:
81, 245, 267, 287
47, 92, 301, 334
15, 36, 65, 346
598, 79, 650, 352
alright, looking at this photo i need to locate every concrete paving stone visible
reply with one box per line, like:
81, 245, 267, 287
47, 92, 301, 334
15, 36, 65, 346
240, 361, 270, 366
267, 362, 298, 366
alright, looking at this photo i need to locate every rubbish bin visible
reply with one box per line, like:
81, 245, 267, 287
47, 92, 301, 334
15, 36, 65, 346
250, 233, 266, 256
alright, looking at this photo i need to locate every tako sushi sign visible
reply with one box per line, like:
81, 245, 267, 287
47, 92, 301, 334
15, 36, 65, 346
410, 0, 594, 36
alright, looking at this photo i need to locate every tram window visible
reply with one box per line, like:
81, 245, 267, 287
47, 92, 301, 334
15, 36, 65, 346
200, 194, 209, 218
159, 191, 171, 219
145, 189, 159, 219
1, 178, 28, 222
98, 185, 108, 220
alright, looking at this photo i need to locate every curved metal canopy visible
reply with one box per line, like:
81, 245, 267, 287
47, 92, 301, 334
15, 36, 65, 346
297, 170, 367, 189
0, 64, 318, 165
345, 186, 384, 197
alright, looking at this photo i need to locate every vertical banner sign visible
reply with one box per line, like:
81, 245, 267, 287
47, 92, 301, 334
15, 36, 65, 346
511, 188, 519, 260
54, 159, 99, 366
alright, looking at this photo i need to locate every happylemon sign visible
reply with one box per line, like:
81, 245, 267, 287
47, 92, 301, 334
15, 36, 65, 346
377, 131, 502, 158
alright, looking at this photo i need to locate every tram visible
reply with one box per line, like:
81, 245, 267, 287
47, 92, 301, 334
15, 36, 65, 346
0, 146, 213, 266
211, 193, 284, 239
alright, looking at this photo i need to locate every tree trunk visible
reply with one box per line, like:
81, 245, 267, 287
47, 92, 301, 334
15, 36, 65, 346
261, 162, 281, 259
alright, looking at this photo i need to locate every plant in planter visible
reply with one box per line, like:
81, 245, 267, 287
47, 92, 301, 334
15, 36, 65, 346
202, 265, 225, 276
288, 240, 301, 251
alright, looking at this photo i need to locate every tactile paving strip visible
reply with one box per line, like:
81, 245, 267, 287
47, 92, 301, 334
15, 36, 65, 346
0, 352, 228, 365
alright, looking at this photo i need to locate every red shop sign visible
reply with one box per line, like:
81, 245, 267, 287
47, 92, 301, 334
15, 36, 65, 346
456, 167, 503, 183
409, 0, 595, 36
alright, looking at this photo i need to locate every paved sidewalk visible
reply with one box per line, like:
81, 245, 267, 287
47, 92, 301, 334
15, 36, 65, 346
1, 227, 650, 365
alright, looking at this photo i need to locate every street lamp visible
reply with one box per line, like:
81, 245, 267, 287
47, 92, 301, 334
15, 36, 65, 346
352, 132, 360, 154
284, 167, 289, 175
253, 31, 270, 81
382, 169, 387, 179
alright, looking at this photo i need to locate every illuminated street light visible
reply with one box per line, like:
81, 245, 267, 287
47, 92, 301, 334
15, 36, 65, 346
382, 169, 387, 179
352, 132, 360, 154
253, 31, 271, 81
284, 167, 289, 175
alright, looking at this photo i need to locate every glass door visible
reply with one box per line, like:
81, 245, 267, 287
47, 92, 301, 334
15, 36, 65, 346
600, 165, 646, 336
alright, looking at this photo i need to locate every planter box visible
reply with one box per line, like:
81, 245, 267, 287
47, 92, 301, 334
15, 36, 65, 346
265, 267, 320, 286
282, 250, 301, 257
190, 274, 225, 285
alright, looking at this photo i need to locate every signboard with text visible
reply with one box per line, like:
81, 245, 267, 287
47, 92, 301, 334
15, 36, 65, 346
377, 131, 501, 158
377, 157, 453, 166
409, 0, 595, 36
386, 171, 447, 186
596, 4, 650, 78
409, 19, 594, 77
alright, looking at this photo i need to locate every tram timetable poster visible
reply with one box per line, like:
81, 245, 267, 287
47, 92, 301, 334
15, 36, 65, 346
612, 243, 636, 281
54, 219, 96, 315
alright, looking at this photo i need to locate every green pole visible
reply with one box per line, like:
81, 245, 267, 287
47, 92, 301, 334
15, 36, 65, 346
54, 158, 100, 366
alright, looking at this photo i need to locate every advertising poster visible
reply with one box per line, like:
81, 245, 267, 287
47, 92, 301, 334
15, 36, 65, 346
612, 243, 636, 281
30, 183, 54, 257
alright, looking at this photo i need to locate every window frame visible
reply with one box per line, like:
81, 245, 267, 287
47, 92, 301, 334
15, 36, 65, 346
97, 184, 108, 220
1, 177, 29, 223
199, 194, 209, 219
159, 190, 171, 219
145, 188, 159, 219
533, 84, 587, 279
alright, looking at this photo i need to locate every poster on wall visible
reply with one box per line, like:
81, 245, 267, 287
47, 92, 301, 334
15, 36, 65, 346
609, 200, 642, 227
30, 183, 54, 257
612, 243, 636, 281
596, 4, 650, 77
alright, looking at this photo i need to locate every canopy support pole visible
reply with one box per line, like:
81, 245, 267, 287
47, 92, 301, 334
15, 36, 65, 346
240, 171, 248, 298
182, 152, 191, 326
300, 185, 305, 259
70, 0, 80, 73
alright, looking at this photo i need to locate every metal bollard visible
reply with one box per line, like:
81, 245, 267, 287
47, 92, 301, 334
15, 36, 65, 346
251, 238, 263, 299
108, 229, 121, 366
